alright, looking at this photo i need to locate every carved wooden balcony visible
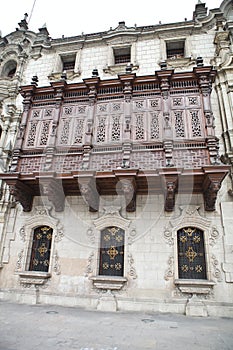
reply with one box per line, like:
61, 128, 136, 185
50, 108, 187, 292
0, 66, 229, 212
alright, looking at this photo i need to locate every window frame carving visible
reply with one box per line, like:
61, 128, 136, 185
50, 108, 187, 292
90, 207, 130, 290
16, 206, 63, 286
48, 51, 81, 80
103, 41, 139, 75
160, 37, 195, 69
167, 206, 216, 295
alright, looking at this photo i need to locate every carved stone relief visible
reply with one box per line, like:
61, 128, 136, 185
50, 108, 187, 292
163, 205, 222, 287
16, 206, 64, 286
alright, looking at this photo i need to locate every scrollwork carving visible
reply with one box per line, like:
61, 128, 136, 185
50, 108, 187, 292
209, 226, 220, 246
86, 228, 95, 244
15, 249, 24, 271
19, 227, 26, 242
53, 250, 61, 275
164, 255, 174, 281
85, 251, 95, 276
54, 224, 64, 242
163, 226, 174, 246
127, 253, 137, 279
211, 254, 222, 282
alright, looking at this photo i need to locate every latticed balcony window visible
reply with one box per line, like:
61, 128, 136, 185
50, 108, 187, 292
114, 47, 131, 64
99, 226, 124, 276
29, 226, 53, 272
177, 227, 207, 279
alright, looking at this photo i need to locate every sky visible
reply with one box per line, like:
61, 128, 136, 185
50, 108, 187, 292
0, 0, 223, 39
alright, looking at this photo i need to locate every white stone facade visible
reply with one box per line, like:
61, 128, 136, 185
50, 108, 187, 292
0, 1, 233, 317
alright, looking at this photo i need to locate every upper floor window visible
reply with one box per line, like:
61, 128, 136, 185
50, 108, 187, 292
114, 47, 131, 64
99, 226, 125, 277
29, 226, 53, 272
166, 40, 185, 59
1, 60, 17, 78
177, 227, 207, 279
61, 54, 76, 71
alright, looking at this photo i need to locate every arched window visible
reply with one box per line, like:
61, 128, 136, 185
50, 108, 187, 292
177, 227, 207, 279
99, 226, 125, 277
1, 60, 17, 78
29, 226, 53, 272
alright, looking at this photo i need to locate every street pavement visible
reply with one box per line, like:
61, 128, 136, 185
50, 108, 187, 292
0, 300, 233, 350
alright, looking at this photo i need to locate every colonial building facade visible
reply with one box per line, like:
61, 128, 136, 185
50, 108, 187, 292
0, 1, 233, 316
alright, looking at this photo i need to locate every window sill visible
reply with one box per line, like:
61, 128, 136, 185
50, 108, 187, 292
18, 271, 51, 285
166, 57, 195, 69
103, 64, 139, 75
90, 275, 127, 290
174, 279, 215, 294
48, 70, 81, 81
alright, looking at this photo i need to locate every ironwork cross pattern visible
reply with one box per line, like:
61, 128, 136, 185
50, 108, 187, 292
99, 227, 124, 276
177, 227, 207, 279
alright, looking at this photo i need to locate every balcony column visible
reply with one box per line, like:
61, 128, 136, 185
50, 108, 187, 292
119, 71, 136, 168
46, 78, 67, 171
156, 69, 174, 167
194, 66, 219, 164
9, 78, 37, 171
83, 73, 100, 170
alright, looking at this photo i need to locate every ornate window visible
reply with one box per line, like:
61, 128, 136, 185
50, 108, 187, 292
177, 227, 207, 280
29, 226, 53, 272
99, 226, 124, 277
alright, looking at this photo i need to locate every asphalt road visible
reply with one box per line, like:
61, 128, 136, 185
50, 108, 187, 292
0, 301, 233, 350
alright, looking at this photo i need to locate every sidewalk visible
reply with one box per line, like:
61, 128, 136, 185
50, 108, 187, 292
0, 300, 233, 350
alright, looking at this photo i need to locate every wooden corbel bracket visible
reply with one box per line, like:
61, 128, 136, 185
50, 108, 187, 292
77, 176, 99, 212
9, 180, 33, 212
40, 178, 65, 212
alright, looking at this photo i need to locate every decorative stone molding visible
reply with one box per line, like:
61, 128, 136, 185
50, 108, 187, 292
17, 205, 63, 282
127, 253, 137, 279
174, 279, 215, 295
15, 249, 24, 271
209, 226, 220, 246
170, 205, 212, 231
128, 226, 137, 245
163, 226, 174, 246
91, 275, 127, 290
164, 255, 174, 281
103, 64, 139, 76
166, 57, 196, 70
211, 254, 222, 282
85, 251, 95, 276
86, 228, 95, 244
18, 271, 51, 286
19, 227, 26, 242
94, 206, 131, 231
165, 205, 219, 291
53, 251, 61, 275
